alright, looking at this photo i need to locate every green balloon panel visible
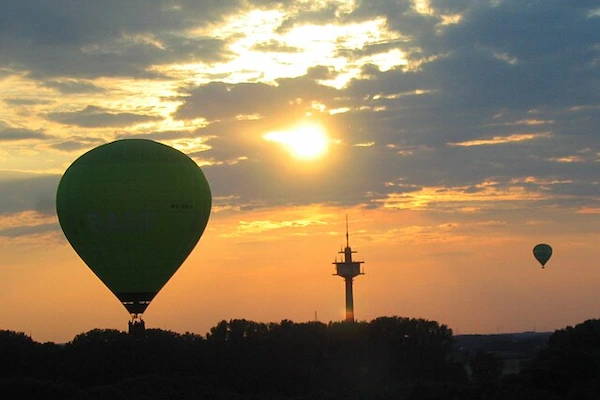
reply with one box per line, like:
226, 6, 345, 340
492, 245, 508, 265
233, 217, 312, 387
56, 139, 211, 313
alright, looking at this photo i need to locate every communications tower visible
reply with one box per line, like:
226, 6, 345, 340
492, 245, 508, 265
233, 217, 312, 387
333, 217, 365, 322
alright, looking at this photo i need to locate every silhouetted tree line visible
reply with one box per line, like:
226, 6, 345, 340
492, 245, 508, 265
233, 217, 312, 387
1, 317, 600, 399
513, 319, 600, 399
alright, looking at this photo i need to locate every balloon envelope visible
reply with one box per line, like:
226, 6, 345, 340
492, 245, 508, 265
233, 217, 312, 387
56, 139, 211, 315
533, 244, 552, 267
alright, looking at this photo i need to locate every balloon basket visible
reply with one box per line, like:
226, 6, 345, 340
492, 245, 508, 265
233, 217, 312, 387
128, 315, 146, 335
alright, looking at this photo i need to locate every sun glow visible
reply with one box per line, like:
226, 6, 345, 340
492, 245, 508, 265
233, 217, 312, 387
264, 124, 329, 160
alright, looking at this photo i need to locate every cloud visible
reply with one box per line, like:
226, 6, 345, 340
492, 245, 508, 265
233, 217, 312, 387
49, 136, 107, 152
445, 1, 598, 61
174, 74, 338, 121
115, 129, 203, 142
250, 39, 302, 53
47, 105, 162, 127
0, 223, 59, 239
376, 182, 549, 212
0, 210, 58, 238
3, 98, 53, 106
276, 1, 341, 32
43, 79, 105, 94
221, 218, 327, 237
0, 0, 238, 79
0, 171, 61, 215
0, 123, 51, 141
448, 133, 552, 147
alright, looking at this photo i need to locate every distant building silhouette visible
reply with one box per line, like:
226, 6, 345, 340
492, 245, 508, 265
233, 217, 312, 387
332, 217, 365, 322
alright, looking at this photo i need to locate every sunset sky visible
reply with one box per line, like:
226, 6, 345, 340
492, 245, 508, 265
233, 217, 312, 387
1, 0, 599, 343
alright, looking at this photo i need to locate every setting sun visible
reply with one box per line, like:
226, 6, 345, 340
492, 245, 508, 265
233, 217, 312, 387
264, 124, 329, 160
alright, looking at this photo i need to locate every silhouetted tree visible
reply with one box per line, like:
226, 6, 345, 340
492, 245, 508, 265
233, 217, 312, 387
366, 316, 455, 380
522, 319, 600, 399
206, 319, 228, 342
0, 330, 37, 378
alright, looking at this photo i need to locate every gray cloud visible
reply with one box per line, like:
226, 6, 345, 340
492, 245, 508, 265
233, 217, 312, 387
0, 223, 59, 238
3, 98, 53, 106
174, 74, 338, 121
47, 105, 162, 127
429, 0, 477, 15
0, 125, 51, 141
442, 1, 599, 61
43, 79, 106, 94
0, 0, 241, 79
250, 40, 302, 53
49, 136, 107, 152
115, 130, 201, 142
0, 171, 61, 215
277, 2, 340, 33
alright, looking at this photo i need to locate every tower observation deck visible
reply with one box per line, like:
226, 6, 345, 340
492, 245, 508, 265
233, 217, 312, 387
333, 217, 364, 322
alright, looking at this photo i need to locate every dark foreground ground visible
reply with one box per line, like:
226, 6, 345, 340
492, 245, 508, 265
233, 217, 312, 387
1, 316, 599, 399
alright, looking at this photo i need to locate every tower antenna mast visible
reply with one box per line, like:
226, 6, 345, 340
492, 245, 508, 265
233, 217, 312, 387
346, 215, 349, 248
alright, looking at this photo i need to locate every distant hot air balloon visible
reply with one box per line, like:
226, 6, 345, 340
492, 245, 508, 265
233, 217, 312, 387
533, 244, 552, 268
56, 139, 211, 328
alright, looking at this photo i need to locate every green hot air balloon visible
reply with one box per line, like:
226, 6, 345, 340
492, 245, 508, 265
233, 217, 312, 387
56, 139, 211, 325
533, 243, 552, 268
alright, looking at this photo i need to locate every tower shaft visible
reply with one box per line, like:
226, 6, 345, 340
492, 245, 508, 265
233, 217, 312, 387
345, 277, 354, 322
